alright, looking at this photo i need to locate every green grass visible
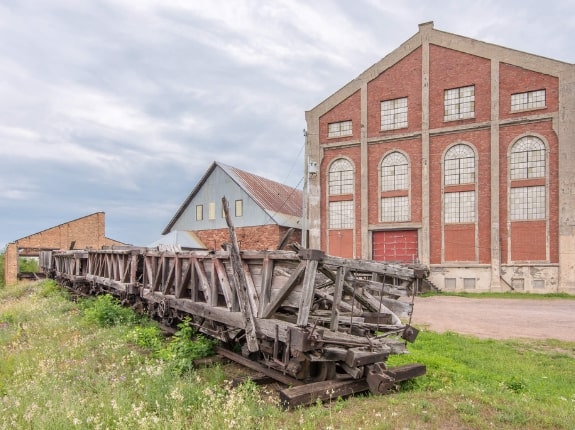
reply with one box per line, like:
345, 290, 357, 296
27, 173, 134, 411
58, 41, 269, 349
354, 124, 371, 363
1, 280, 574, 429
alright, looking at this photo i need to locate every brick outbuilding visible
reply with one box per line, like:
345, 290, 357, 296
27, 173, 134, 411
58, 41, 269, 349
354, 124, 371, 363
4, 212, 126, 285
305, 22, 575, 293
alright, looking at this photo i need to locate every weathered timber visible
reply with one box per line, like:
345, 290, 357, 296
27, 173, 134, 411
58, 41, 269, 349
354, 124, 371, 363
216, 347, 303, 387
279, 378, 368, 408
280, 363, 427, 408
222, 196, 259, 352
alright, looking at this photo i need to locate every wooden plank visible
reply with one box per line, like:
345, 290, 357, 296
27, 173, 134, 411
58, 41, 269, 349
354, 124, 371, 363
242, 261, 258, 314
261, 260, 306, 318
193, 258, 211, 304
222, 196, 259, 352
279, 379, 369, 408
258, 255, 273, 317
213, 257, 234, 311
330, 266, 346, 331
216, 347, 302, 387
296, 259, 318, 326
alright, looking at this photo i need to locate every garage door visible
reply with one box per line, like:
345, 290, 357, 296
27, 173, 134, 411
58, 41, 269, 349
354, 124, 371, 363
372, 230, 418, 263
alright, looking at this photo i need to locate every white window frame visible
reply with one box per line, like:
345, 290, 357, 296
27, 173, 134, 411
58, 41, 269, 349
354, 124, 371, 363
510, 136, 546, 180
444, 85, 475, 121
444, 191, 476, 223
381, 152, 409, 191
328, 159, 354, 195
381, 196, 410, 222
235, 199, 243, 217
327, 120, 352, 138
510, 186, 546, 220
195, 204, 203, 221
444, 144, 475, 185
381, 97, 408, 131
511, 90, 546, 112
329, 200, 354, 229
208, 202, 216, 220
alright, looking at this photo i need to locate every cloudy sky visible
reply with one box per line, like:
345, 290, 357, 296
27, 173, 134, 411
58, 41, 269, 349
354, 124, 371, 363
1, 0, 574, 248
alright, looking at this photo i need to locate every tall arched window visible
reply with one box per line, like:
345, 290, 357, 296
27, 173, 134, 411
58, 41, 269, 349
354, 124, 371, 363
444, 144, 476, 223
328, 158, 354, 228
381, 152, 410, 222
509, 136, 546, 220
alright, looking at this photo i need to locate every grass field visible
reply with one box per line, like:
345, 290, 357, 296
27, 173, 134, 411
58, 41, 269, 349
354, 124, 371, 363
1, 281, 574, 429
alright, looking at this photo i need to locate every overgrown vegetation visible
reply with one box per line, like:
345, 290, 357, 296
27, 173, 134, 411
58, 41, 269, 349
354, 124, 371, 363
1, 280, 574, 429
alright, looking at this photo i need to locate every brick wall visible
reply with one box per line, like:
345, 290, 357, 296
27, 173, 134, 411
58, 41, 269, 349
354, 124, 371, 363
195, 225, 301, 251
4, 212, 124, 285
367, 47, 422, 138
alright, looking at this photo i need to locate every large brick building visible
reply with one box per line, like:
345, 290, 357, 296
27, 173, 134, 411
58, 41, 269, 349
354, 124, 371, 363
305, 22, 575, 293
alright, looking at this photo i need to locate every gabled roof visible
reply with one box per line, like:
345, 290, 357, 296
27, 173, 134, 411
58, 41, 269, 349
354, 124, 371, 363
162, 161, 302, 234
306, 21, 574, 120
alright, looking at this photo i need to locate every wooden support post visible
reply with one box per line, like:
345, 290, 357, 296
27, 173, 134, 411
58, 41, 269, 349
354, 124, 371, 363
296, 259, 318, 327
222, 196, 259, 352
330, 266, 346, 331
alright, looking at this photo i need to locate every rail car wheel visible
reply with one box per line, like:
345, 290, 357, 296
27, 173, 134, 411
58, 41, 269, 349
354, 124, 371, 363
309, 361, 337, 382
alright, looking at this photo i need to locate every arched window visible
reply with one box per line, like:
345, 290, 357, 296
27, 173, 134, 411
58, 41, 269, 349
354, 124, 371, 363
444, 144, 476, 223
444, 144, 475, 185
328, 158, 354, 229
510, 136, 545, 180
509, 136, 546, 221
328, 159, 354, 195
381, 152, 409, 191
381, 152, 410, 222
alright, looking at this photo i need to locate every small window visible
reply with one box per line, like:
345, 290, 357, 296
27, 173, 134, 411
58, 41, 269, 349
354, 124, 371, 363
195, 204, 203, 221
208, 202, 216, 220
511, 90, 545, 111
463, 278, 476, 289
328, 120, 352, 138
381, 97, 408, 130
444, 85, 475, 121
235, 199, 243, 217
533, 279, 545, 289
444, 278, 456, 290
512, 278, 525, 291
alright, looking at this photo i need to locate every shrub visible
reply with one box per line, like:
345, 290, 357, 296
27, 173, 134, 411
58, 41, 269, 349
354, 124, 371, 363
81, 294, 137, 327
157, 317, 217, 374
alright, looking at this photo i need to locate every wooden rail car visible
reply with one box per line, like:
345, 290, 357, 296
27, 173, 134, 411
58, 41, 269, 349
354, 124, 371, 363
40, 214, 429, 406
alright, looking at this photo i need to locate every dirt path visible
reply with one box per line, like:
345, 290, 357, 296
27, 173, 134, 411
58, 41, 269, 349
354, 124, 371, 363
409, 296, 575, 342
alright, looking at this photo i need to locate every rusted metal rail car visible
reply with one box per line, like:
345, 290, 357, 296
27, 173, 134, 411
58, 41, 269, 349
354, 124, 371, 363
41, 240, 428, 406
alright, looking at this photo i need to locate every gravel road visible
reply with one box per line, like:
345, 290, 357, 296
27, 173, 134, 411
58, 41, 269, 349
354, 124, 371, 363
409, 296, 575, 342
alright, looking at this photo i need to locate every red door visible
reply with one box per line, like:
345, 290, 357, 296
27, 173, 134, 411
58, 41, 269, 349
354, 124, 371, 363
328, 230, 354, 258
372, 230, 418, 263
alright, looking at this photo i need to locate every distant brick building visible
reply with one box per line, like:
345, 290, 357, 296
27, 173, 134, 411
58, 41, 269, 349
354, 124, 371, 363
162, 162, 302, 251
305, 22, 575, 293
4, 212, 125, 285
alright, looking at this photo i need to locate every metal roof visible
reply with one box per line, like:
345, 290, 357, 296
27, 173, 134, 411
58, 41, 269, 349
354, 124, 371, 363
162, 161, 302, 234
218, 163, 302, 218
